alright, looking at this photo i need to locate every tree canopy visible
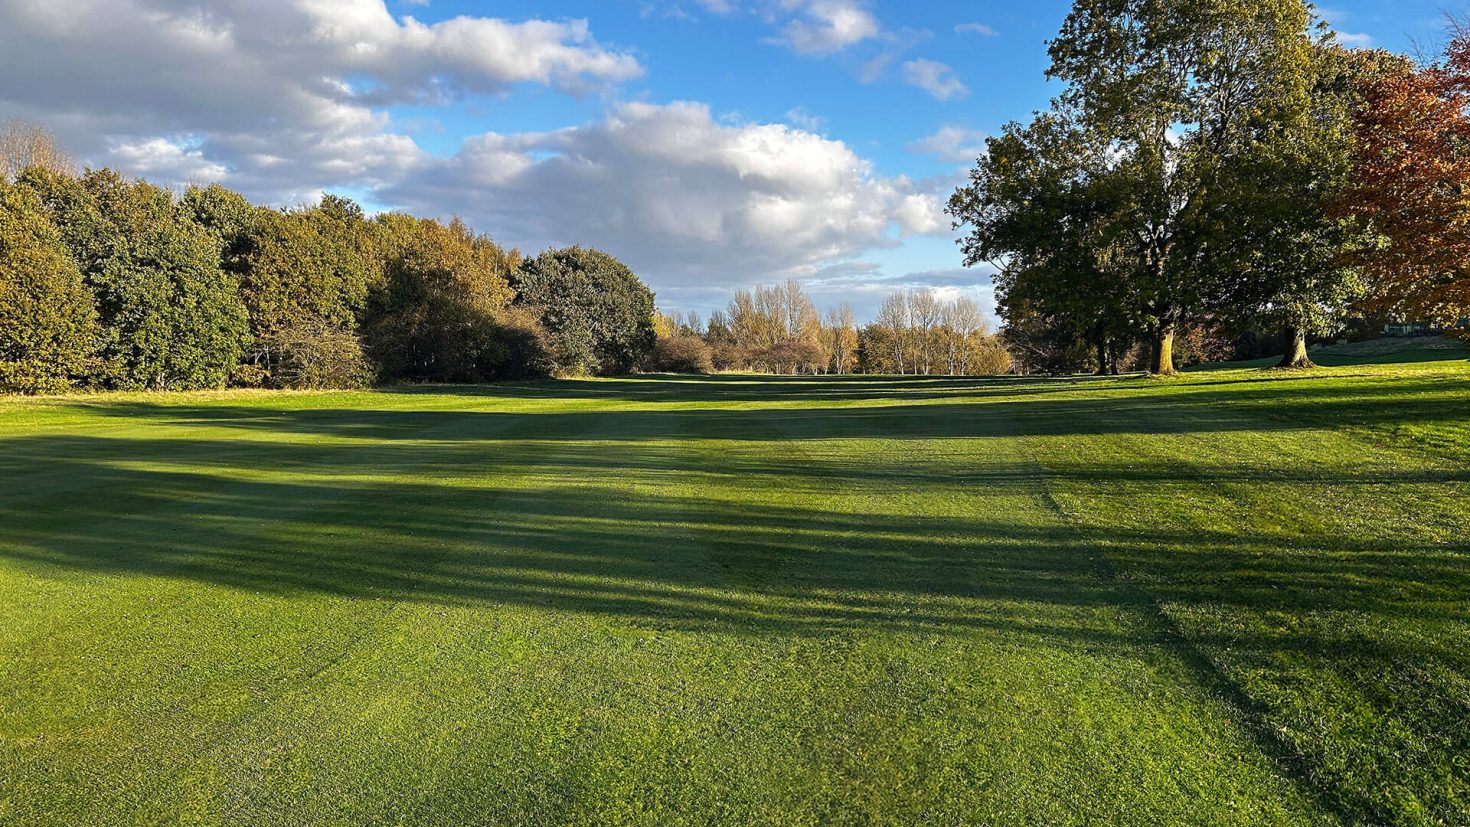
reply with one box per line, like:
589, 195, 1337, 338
0, 128, 663, 393
19, 167, 250, 389
0, 181, 98, 392
513, 246, 657, 376
951, 0, 1368, 373
1338, 36, 1470, 332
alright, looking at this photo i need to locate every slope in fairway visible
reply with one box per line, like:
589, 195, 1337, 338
1, 365, 1467, 825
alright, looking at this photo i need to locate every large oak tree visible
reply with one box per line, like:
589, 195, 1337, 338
952, 0, 1357, 374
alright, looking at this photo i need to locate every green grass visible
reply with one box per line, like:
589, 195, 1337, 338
2, 361, 1468, 825
1195, 335, 1469, 370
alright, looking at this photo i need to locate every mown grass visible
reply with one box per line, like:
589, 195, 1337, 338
1, 360, 1467, 825
1195, 335, 1469, 369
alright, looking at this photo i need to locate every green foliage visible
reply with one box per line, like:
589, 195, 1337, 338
955, 114, 1138, 372
4, 167, 568, 393
180, 182, 257, 262
952, 0, 1357, 374
0, 182, 98, 392
2, 166, 667, 393
997, 307, 1096, 375
513, 246, 656, 376
1215, 44, 1369, 345
226, 197, 382, 386
486, 306, 557, 381
364, 216, 523, 383
19, 168, 248, 389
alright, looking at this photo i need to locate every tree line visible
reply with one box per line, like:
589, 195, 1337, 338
949, 1, 1470, 375
10, 1, 1469, 388
0, 130, 1012, 394
651, 280, 1011, 376
0, 128, 658, 393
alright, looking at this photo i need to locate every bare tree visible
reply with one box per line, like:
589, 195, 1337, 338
822, 303, 858, 374
876, 291, 908, 374
0, 120, 74, 182
941, 296, 987, 374
777, 279, 820, 344
907, 288, 941, 375
721, 280, 824, 373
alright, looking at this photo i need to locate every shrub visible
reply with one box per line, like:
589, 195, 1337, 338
709, 341, 747, 372
967, 336, 1015, 375
257, 317, 375, 389
488, 307, 557, 380
651, 334, 714, 374
757, 339, 825, 375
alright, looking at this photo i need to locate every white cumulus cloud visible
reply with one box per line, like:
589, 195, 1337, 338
0, 0, 640, 200
108, 136, 230, 184
773, 0, 881, 55
386, 101, 949, 306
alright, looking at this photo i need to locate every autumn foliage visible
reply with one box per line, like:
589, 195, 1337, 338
1340, 37, 1470, 335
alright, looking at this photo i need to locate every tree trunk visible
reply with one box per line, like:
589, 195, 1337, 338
1150, 327, 1177, 376
1278, 326, 1315, 369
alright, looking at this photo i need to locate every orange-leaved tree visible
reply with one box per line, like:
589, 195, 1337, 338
1340, 37, 1470, 336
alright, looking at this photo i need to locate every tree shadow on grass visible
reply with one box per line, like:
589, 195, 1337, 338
0, 433, 1126, 644
384, 373, 1128, 404
1, 423, 1464, 645
4, 376, 1468, 824
51, 372, 1470, 445
7, 373, 1466, 643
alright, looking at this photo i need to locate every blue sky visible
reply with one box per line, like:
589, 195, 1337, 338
0, 0, 1449, 321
